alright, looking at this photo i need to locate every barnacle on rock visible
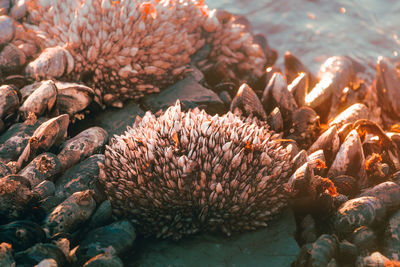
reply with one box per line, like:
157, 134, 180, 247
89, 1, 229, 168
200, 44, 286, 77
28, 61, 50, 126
99, 101, 293, 239
24, 0, 266, 107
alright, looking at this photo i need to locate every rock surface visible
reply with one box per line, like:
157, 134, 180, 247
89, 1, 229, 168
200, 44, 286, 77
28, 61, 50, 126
143, 75, 225, 115
129, 209, 299, 267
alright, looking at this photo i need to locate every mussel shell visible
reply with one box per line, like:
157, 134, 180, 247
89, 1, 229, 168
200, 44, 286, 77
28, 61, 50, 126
75, 220, 136, 265
330, 175, 358, 197
14, 243, 67, 267
230, 83, 266, 120
0, 220, 46, 252
284, 51, 317, 88
0, 43, 26, 74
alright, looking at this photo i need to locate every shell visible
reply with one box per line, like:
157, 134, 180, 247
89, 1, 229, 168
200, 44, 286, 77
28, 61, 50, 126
359, 181, 400, 212
0, 175, 32, 223
0, 84, 20, 120
75, 220, 136, 265
55, 81, 96, 117
230, 83, 267, 120
18, 152, 62, 187
328, 129, 367, 189
334, 196, 385, 236
19, 80, 57, 119
0, 220, 46, 252
308, 125, 340, 166
284, 51, 317, 88
44, 190, 96, 236
25, 46, 72, 79
383, 209, 400, 261
25, 0, 266, 106
57, 127, 108, 170
288, 72, 308, 107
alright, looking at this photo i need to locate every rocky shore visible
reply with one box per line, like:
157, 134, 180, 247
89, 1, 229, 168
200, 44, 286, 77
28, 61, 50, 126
1, 0, 400, 266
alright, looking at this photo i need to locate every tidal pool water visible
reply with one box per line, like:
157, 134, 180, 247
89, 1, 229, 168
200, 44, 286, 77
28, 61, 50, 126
208, 0, 400, 77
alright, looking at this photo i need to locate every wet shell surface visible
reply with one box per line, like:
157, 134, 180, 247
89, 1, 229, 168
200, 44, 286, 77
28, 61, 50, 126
99, 101, 293, 239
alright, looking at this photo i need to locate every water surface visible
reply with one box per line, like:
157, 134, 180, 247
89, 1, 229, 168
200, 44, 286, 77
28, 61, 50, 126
207, 0, 400, 76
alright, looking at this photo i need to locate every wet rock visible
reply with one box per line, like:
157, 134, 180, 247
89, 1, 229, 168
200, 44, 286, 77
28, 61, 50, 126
0, 43, 26, 73
70, 100, 143, 137
143, 75, 224, 115
0, 242, 14, 267
134, 209, 299, 267
18, 153, 62, 187
76, 220, 136, 265
0, 15, 15, 45
337, 240, 357, 265
44, 190, 96, 236
0, 175, 32, 223
55, 154, 104, 200
299, 214, 317, 244
14, 243, 67, 267
0, 220, 46, 252
83, 253, 123, 267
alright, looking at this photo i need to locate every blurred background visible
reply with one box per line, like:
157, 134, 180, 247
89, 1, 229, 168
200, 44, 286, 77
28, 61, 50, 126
206, 0, 400, 76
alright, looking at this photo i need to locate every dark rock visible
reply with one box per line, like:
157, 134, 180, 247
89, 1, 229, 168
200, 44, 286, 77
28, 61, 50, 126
133, 209, 298, 266
76, 220, 136, 265
70, 100, 144, 137
143, 75, 225, 115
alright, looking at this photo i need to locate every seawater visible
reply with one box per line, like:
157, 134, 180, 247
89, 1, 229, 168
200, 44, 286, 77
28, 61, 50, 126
208, 0, 400, 77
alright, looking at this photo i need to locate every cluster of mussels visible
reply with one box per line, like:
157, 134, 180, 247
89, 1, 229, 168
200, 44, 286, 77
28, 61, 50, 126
0, 0, 400, 266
